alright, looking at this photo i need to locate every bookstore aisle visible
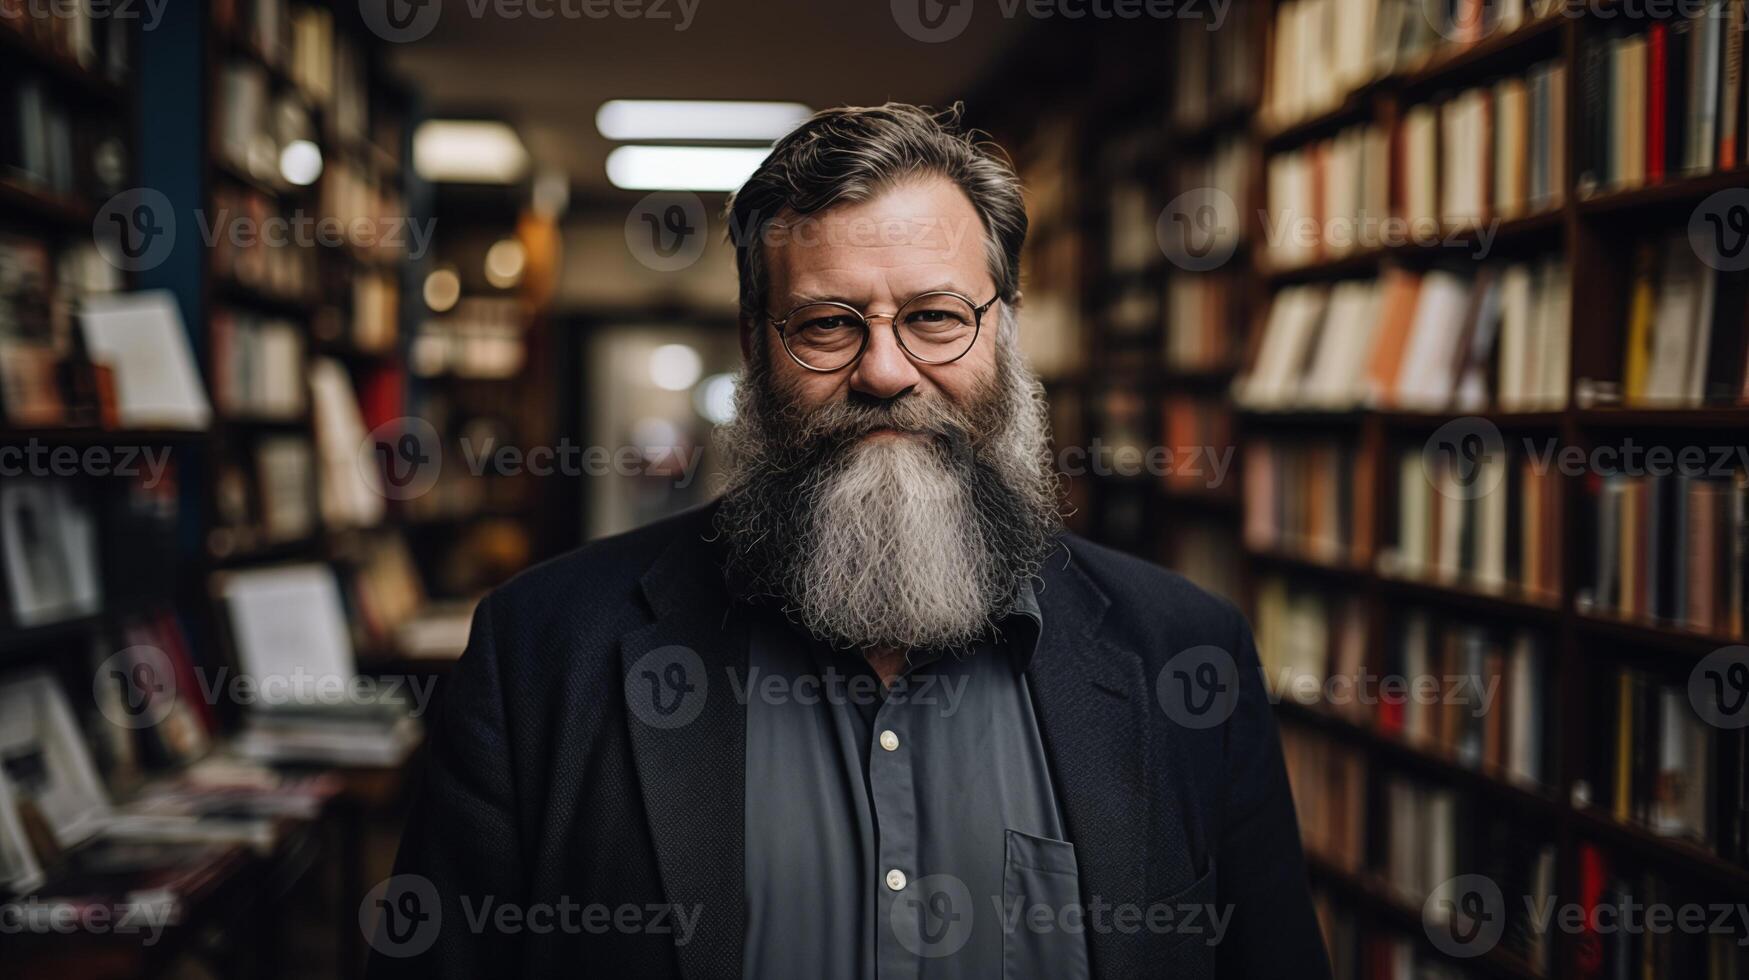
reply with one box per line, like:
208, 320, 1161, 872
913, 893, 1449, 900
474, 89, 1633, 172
3, 0, 1749, 978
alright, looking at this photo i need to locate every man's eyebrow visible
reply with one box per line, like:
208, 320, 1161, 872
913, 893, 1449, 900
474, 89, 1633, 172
781, 283, 972, 307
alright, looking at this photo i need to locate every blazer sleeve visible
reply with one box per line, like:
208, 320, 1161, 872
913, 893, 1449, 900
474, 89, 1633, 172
368, 594, 525, 978
1215, 611, 1333, 980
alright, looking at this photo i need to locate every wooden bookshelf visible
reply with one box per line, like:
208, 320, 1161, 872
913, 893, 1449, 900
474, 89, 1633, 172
1035, 3, 1749, 977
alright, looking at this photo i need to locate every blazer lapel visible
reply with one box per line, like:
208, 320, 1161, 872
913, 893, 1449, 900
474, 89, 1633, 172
1027, 540, 1152, 978
622, 522, 747, 980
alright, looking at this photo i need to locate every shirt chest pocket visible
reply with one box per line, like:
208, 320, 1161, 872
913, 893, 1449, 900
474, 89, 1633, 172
1000, 829, 1091, 980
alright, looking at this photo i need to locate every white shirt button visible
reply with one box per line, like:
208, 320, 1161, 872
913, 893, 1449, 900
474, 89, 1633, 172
886, 869, 907, 891
879, 730, 900, 751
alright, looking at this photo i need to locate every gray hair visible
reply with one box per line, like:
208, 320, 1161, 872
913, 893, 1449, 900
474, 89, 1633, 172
726, 102, 1028, 324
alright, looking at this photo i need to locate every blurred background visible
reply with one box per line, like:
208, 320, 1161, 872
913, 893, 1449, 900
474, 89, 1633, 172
3, 0, 1749, 977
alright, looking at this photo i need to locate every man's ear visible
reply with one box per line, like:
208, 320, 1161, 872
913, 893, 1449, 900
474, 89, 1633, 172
738, 313, 755, 362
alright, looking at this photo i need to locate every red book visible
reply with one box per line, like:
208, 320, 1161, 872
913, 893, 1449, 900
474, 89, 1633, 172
1575, 844, 1609, 978
1648, 23, 1668, 182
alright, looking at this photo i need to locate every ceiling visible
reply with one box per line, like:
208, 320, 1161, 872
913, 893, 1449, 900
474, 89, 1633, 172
388, 2, 1029, 202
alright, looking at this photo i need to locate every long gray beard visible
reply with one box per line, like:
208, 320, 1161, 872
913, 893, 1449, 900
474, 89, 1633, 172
713, 328, 1061, 651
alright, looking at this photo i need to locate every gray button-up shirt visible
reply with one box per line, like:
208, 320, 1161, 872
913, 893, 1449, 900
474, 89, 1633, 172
742, 586, 1091, 980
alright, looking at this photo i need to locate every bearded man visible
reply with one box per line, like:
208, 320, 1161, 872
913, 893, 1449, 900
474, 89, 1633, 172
374, 104, 1329, 980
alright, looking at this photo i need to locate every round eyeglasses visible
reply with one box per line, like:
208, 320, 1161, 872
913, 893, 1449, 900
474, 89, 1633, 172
768, 290, 999, 372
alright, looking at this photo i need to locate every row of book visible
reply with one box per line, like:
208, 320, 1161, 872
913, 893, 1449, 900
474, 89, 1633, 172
1262, 0, 1560, 129
1258, 579, 1555, 786
1169, 3, 1261, 130
1400, 59, 1568, 228
0, 0, 132, 80
1578, 2, 1749, 196
1281, 726, 1560, 972
1574, 845, 1749, 977
1587, 470, 1748, 638
211, 309, 306, 421
209, 185, 322, 303
1241, 259, 1571, 411
1597, 664, 1749, 858
1160, 394, 1234, 497
1242, 439, 1372, 564
1165, 270, 1244, 372
1389, 446, 1563, 599
1, 76, 129, 202
1383, 610, 1552, 785
1264, 120, 1389, 269
1615, 234, 1746, 407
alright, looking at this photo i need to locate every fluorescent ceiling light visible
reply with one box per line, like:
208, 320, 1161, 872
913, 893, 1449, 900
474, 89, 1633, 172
606, 145, 769, 192
414, 120, 530, 184
596, 100, 811, 142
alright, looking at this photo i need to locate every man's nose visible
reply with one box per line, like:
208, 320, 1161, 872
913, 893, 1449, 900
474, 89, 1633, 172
848, 317, 923, 399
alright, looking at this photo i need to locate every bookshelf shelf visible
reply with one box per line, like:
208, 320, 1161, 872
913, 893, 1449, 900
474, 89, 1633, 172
1569, 808, 1749, 894
1276, 701, 1566, 821
0, 176, 99, 231
0, 23, 129, 107
1575, 167, 1749, 217
1574, 611, 1744, 658
212, 279, 322, 318
1573, 407, 1749, 429
1258, 85, 1383, 153
1263, 247, 1386, 284
1374, 573, 1564, 624
1244, 546, 1372, 583
1157, 485, 1241, 513
1398, 14, 1569, 96
0, 426, 210, 446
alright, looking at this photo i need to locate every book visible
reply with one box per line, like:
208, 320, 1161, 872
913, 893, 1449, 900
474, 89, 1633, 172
77, 291, 213, 431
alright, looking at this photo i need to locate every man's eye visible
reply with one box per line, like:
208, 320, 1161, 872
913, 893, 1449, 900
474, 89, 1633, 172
802, 316, 858, 332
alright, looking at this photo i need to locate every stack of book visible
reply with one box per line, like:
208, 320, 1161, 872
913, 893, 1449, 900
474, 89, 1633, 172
1613, 234, 1747, 407
1241, 260, 1570, 411
1402, 59, 1568, 228
1595, 665, 1748, 855
1380, 610, 1553, 786
1578, 2, 1749, 196
1388, 444, 1562, 600
1281, 726, 1370, 872
1574, 845, 1749, 976
1242, 438, 1373, 565
1264, 121, 1390, 269
1587, 471, 1747, 637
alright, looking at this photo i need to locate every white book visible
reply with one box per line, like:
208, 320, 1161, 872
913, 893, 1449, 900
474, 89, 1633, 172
1244, 287, 1329, 406
1301, 279, 1382, 407
1506, 634, 1543, 785
1646, 239, 1703, 404
1534, 258, 1571, 408
1394, 270, 1471, 409
1498, 264, 1534, 410
1399, 452, 1429, 574
78, 291, 213, 430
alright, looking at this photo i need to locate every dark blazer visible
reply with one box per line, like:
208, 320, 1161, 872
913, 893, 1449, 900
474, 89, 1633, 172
371, 503, 1330, 979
